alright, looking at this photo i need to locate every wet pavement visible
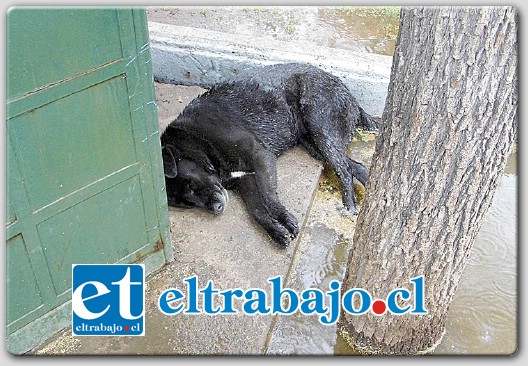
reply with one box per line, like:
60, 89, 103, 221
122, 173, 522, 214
146, 6, 399, 56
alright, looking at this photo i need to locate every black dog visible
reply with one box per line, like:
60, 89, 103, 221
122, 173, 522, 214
161, 63, 378, 247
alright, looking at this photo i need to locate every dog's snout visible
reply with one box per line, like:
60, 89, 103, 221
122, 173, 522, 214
211, 201, 224, 214
209, 187, 228, 214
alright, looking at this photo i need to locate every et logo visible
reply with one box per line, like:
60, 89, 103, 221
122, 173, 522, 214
71, 264, 145, 336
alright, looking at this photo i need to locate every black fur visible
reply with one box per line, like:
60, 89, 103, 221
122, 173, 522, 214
161, 63, 378, 247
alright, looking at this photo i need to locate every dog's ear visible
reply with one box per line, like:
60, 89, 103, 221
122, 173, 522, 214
162, 145, 178, 178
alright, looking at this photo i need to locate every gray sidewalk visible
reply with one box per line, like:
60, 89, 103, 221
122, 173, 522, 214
33, 79, 375, 356
32, 18, 383, 355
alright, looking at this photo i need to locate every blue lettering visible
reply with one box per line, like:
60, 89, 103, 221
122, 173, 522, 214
322, 280, 341, 324
183, 276, 200, 314
200, 281, 220, 314
220, 289, 244, 314
386, 288, 411, 314
243, 289, 270, 314
300, 289, 327, 315
158, 289, 185, 315
269, 276, 299, 315
155, 276, 427, 319
410, 276, 428, 314
342, 288, 371, 315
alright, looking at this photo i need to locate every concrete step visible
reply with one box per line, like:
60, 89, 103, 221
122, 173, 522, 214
148, 22, 391, 118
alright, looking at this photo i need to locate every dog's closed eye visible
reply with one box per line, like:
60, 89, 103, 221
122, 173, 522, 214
206, 165, 216, 174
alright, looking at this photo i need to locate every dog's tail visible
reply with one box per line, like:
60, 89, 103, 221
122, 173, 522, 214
357, 107, 380, 133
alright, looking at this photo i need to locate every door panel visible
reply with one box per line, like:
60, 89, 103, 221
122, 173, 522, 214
6, 8, 172, 347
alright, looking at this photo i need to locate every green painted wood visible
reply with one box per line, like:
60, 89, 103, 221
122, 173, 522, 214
6, 235, 44, 323
6, 59, 126, 120
6, 8, 172, 353
9, 76, 137, 209
6, 8, 123, 101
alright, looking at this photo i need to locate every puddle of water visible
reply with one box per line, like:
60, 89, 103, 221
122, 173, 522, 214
268, 135, 516, 355
147, 6, 399, 56
316, 7, 399, 56
334, 149, 517, 355
432, 153, 517, 355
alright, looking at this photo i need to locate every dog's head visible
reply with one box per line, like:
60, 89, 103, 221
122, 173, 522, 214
162, 144, 228, 214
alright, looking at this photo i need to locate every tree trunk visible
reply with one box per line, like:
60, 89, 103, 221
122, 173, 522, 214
339, 6, 517, 355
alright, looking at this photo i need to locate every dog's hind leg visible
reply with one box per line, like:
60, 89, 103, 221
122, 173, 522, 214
303, 128, 367, 214
358, 106, 380, 132
299, 105, 368, 214
299, 136, 326, 161
325, 151, 364, 215
347, 158, 368, 187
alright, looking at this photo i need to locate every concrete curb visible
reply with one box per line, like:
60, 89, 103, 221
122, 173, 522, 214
148, 21, 392, 117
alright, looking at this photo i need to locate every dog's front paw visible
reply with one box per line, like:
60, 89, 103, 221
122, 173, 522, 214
269, 224, 295, 248
268, 207, 299, 248
248, 199, 299, 248
280, 210, 299, 238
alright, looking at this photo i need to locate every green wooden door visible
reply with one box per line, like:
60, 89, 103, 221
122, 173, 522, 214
6, 8, 172, 353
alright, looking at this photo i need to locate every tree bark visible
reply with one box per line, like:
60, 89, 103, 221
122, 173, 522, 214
339, 6, 517, 355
